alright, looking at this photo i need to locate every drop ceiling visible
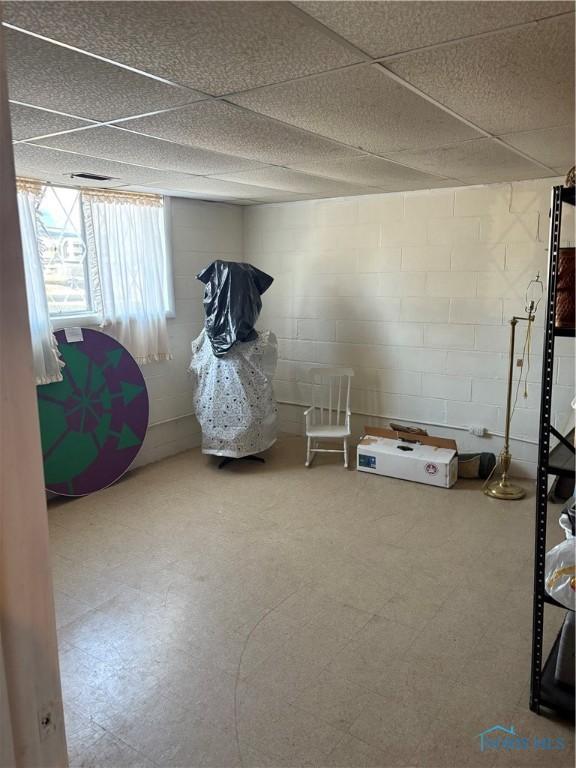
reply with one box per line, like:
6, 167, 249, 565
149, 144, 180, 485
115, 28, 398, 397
4, 1, 575, 205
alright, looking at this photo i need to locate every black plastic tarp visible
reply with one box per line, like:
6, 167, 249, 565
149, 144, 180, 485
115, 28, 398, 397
197, 260, 274, 356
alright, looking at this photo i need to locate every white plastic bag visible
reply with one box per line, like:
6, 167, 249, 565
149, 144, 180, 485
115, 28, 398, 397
559, 496, 575, 539
189, 329, 278, 457
545, 538, 576, 610
560, 511, 575, 539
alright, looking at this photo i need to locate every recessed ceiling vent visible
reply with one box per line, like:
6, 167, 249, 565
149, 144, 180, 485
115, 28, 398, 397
70, 172, 114, 181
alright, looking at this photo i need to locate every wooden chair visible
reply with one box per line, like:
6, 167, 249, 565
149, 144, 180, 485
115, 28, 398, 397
304, 367, 354, 468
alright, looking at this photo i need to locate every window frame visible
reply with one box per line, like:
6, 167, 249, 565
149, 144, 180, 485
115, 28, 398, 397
162, 196, 176, 321
29, 181, 175, 330
35, 183, 96, 327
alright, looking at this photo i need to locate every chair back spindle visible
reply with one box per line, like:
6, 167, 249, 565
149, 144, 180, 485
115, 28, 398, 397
309, 368, 353, 427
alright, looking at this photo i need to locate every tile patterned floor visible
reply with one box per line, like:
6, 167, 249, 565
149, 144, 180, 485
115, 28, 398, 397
49, 436, 574, 767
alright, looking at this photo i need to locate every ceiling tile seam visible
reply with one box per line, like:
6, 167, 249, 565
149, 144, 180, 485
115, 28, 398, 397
8, 98, 213, 129
105, 98, 376, 159
285, 1, 371, 60
2, 18, 372, 102
12, 92, 467, 186
18, 140, 217, 178
8, 19, 568, 183
213, 9, 575, 100
110, 123, 370, 169
13, 124, 123, 145
103, 122, 364, 173
491, 136, 569, 173
205, 167, 382, 192
375, 63, 559, 175
5, 8, 574, 116
31, 92, 459, 183
14, 84, 545, 189
10, 6, 537, 113
203, 163, 447, 190
8, 98, 99, 123
24, 178, 133, 193
17, 128, 369, 179
20, 141, 400, 194
11, 92, 379, 169
211, 98, 462, 183
286, 1, 374, 59
17, 141, 385, 193
10, 101, 226, 143
372, 63, 499, 141
502, 122, 575, 139
4, 9, 469, 139
20, 122, 275, 173
14, 106, 455, 187
215, 60, 374, 100
12, 169, 263, 203
373, 10, 576, 64
4, 3, 371, 104
378, 128, 574, 158
7, 19, 561, 185
1, 21, 211, 97
202, 171, 422, 196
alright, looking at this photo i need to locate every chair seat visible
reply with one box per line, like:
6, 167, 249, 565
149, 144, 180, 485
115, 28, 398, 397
306, 424, 351, 438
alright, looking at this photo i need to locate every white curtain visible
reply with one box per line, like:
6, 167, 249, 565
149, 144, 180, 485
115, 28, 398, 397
16, 183, 64, 385
82, 191, 171, 364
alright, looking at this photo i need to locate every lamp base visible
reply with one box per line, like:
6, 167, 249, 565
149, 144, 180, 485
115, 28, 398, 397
484, 477, 526, 500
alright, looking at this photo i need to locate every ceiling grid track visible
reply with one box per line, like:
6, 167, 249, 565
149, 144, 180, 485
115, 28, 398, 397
4, 1, 574, 201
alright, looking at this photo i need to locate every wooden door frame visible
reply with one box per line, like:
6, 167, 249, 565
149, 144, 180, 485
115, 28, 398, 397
0, 14, 68, 768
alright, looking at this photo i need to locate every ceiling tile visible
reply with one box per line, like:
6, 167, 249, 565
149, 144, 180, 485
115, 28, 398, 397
5, 28, 202, 122
289, 155, 461, 190
119, 101, 363, 166
148, 174, 307, 201
502, 125, 575, 172
3, 1, 365, 95
248, 192, 317, 203
383, 139, 553, 184
294, 1, 573, 58
13, 143, 171, 187
32, 126, 266, 176
385, 15, 575, 135
210, 166, 378, 196
126, 185, 258, 203
9, 103, 92, 141
230, 65, 481, 154
217, 199, 260, 206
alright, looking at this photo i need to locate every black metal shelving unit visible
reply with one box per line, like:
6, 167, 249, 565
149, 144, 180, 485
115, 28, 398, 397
530, 185, 575, 719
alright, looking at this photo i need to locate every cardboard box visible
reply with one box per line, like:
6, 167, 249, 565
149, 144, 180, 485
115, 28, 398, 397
357, 426, 458, 488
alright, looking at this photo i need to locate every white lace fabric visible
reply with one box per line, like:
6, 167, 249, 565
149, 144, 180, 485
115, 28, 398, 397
16, 185, 64, 385
189, 329, 278, 457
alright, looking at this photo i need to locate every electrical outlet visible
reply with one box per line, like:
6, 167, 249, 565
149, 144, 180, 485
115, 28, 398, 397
469, 425, 486, 437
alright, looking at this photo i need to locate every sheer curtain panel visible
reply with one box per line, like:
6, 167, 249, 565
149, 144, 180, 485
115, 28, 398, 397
82, 191, 171, 364
16, 179, 63, 384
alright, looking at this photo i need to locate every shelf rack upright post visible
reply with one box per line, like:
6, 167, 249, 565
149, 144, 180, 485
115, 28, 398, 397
529, 184, 575, 718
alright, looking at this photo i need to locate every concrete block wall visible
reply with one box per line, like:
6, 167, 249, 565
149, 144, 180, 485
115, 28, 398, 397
133, 197, 243, 467
245, 179, 575, 477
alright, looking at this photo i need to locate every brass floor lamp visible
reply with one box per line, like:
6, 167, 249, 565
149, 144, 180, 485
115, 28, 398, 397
484, 274, 544, 500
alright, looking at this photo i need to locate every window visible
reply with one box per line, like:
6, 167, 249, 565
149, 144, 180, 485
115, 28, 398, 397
37, 185, 92, 317
31, 183, 173, 325
18, 178, 174, 372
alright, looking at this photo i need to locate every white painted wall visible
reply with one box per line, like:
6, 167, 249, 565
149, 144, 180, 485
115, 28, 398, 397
244, 179, 575, 477
132, 197, 243, 467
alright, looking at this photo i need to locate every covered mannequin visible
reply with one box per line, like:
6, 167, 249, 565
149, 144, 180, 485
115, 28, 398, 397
189, 260, 278, 458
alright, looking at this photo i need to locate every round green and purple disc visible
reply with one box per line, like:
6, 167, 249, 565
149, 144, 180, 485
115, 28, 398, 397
37, 329, 149, 496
